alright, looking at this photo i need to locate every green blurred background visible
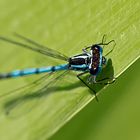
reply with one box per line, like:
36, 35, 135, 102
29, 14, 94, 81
50, 59, 140, 140
0, 0, 139, 140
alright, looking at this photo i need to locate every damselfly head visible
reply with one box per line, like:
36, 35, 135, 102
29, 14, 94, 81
88, 45, 101, 75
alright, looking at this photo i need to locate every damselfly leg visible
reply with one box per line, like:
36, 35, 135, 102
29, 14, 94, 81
77, 72, 99, 101
87, 75, 115, 85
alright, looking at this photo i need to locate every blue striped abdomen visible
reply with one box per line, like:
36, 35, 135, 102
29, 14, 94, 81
0, 64, 89, 79
0, 64, 69, 79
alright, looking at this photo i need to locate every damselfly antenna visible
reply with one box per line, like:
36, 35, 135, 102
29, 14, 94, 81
97, 34, 116, 56
104, 39, 116, 56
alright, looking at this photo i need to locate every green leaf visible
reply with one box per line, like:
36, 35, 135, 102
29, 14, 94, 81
0, 0, 139, 140
50, 59, 140, 140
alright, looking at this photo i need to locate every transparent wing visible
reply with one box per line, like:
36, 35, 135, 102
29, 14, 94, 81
1, 71, 68, 117
0, 34, 69, 61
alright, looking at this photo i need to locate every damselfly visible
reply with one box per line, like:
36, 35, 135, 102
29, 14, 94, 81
0, 34, 116, 95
